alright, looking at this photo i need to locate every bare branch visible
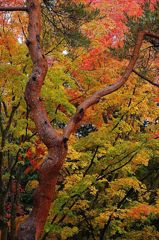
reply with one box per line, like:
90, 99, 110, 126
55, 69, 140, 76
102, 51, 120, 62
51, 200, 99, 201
45, 38, 64, 55
2, 101, 9, 118
133, 69, 159, 87
0, 6, 28, 12
70, 75, 85, 92
1, 101, 21, 148
145, 31, 159, 40
18, 15, 27, 40
83, 146, 99, 177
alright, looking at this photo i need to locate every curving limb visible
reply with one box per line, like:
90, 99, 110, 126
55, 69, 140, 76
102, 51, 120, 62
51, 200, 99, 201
63, 31, 159, 140
133, 69, 159, 87
16, 1, 67, 239
1, 1, 159, 239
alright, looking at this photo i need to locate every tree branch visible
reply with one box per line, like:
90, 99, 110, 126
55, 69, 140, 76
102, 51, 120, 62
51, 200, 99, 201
79, 209, 96, 240
63, 31, 159, 140
133, 69, 159, 87
45, 38, 64, 55
99, 212, 113, 240
63, 31, 144, 139
83, 146, 99, 177
145, 31, 159, 40
2, 101, 21, 148
0, 6, 28, 12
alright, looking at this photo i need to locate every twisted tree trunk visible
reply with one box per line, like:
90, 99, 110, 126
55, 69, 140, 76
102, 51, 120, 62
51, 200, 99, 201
17, 1, 67, 239
1, 1, 159, 240
13, 2, 159, 238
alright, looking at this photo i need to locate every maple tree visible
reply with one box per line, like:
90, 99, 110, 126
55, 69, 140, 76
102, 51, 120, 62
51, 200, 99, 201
1, 0, 159, 240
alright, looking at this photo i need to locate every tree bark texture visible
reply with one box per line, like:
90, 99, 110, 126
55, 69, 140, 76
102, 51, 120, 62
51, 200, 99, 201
16, 2, 159, 239
17, 1, 67, 240
1, 1, 159, 239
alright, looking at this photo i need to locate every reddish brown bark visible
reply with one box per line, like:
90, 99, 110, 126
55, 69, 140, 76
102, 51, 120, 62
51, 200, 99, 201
0, 6, 28, 11
17, 1, 67, 240
133, 69, 159, 87
63, 31, 159, 139
1, 1, 159, 239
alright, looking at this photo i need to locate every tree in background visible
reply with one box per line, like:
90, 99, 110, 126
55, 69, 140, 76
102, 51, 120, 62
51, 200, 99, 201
1, 0, 159, 239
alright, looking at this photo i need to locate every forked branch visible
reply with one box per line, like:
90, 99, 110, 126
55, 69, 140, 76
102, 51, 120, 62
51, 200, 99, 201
1, 1, 159, 239
63, 31, 159, 139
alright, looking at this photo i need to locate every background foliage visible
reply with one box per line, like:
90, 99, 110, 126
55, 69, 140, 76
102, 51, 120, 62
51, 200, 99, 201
1, 0, 159, 239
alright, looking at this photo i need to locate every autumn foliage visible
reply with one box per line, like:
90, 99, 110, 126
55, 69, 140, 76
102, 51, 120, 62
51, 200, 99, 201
1, 0, 159, 240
